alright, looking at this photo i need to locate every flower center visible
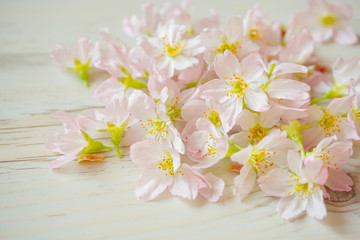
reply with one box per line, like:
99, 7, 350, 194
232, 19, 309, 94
224, 74, 248, 99
163, 35, 184, 57
320, 14, 338, 27
203, 133, 218, 158
248, 124, 267, 145
352, 108, 360, 125
316, 150, 338, 170
287, 174, 313, 200
217, 41, 241, 54
167, 97, 183, 122
204, 108, 222, 128
249, 148, 275, 174
158, 151, 174, 176
249, 22, 264, 39
319, 112, 341, 136
141, 119, 169, 141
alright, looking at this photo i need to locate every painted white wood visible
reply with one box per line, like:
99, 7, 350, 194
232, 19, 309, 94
1, 0, 359, 239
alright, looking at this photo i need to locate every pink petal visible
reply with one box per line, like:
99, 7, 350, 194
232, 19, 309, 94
229, 132, 251, 149
130, 139, 165, 168
49, 44, 74, 68
224, 15, 244, 43
267, 79, 310, 101
49, 155, 76, 168
214, 50, 241, 79
169, 164, 208, 200
244, 86, 270, 112
287, 150, 303, 176
272, 63, 308, 78
233, 164, 257, 200
334, 25, 358, 45
139, 37, 162, 57
200, 28, 223, 49
326, 95, 354, 116
136, 169, 172, 201
55, 111, 79, 132
173, 55, 198, 70
239, 53, 266, 83
200, 79, 229, 103
122, 123, 148, 146
128, 90, 156, 121
276, 194, 307, 220
92, 78, 126, 103
326, 169, 353, 192
199, 172, 225, 202
236, 109, 258, 130
258, 168, 292, 197
231, 145, 253, 164
76, 37, 93, 63
306, 187, 327, 219
259, 107, 281, 128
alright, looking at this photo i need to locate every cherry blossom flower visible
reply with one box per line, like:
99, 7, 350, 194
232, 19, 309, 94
262, 62, 310, 120
243, 4, 282, 55
123, 90, 185, 154
123, 2, 162, 37
186, 119, 229, 169
302, 95, 360, 149
200, 15, 260, 67
230, 108, 280, 148
46, 111, 111, 168
130, 139, 224, 201
50, 37, 100, 86
231, 129, 299, 200
292, 0, 358, 45
259, 150, 328, 220
139, 21, 205, 78
279, 26, 315, 65
201, 51, 269, 130
305, 136, 353, 192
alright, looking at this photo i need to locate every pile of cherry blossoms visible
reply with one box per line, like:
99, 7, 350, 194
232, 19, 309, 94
47, 0, 360, 220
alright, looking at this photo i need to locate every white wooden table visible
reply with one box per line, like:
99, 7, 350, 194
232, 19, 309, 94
1, 0, 360, 239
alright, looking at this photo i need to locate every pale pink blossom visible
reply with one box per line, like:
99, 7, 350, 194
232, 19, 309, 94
305, 136, 353, 192
123, 2, 162, 37
332, 57, 360, 92
302, 95, 360, 149
139, 22, 204, 78
130, 139, 224, 201
263, 62, 311, 120
243, 4, 282, 55
231, 129, 299, 200
186, 119, 229, 169
200, 15, 260, 67
230, 108, 280, 148
279, 26, 315, 65
292, 0, 358, 45
50, 37, 100, 86
259, 150, 328, 220
201, 51, 269, 130
46, 111, 110, 168
123, 90, 185, 154
50, 37, 100, 69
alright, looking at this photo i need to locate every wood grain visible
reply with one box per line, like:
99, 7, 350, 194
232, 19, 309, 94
1, 0, 360, 239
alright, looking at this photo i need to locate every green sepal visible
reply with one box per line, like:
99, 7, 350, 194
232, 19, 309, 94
104, 120, 129, 159
119, 66, 147, 90
225, 145, 239, 158
280, 120, 311, 158
79, 130, 112, 155
72, 58, 91, 87
310, 84, 347, 104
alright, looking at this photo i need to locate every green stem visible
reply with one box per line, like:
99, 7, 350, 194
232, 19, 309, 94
114, 145, 122, 159
228, 140, 242, 151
